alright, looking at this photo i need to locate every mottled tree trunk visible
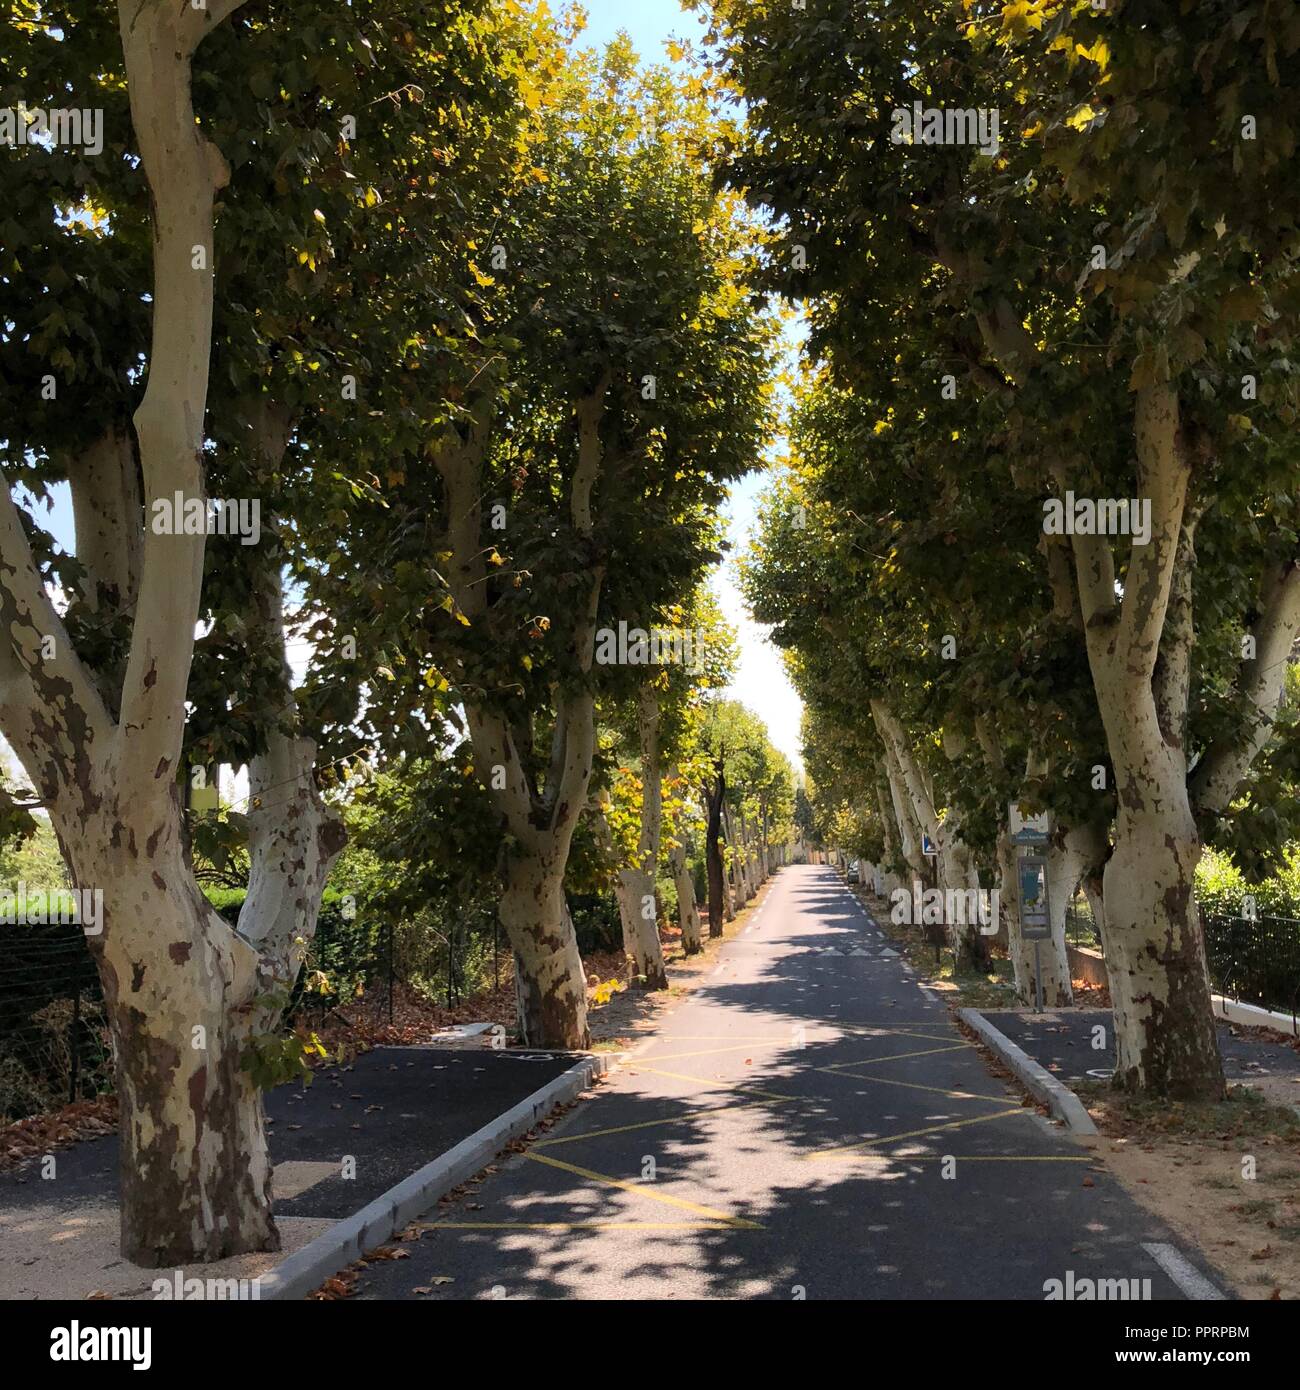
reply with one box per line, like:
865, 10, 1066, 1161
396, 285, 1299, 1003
670, 841, 702, 954
1103, 756, 1221, 1097
68, 792, 277, 1265
500, 849, 589, 1049
614, 683, 667, 989
615, 872, 667, 988
1070, 384, 1224, 1099
726, 806, 748, 907
704, 770, 726, 937
941, 827, 991, 974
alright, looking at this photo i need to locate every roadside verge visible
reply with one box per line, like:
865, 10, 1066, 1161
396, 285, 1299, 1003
262, 1051, 611, 1300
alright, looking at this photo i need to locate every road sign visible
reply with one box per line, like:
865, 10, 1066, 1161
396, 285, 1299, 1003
1017, 854, 1051, 941
1009, 802, 1049, 846
1017, 851, 1052, 1014
921, 833, 938, 857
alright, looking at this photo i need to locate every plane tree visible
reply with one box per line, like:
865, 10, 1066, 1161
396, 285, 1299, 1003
0, 0, 542, 1263
706, 0, 1300, 1097
0, 0, 279, 1262
304, 37, 773, 1047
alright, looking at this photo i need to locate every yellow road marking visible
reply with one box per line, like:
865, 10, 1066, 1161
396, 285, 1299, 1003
810, 1067, 1009, 1102
804, 1107, 1025, 1160
630, 1064, 799, 1104
844, 1154, 1092, 1164
534, 1093, 794, 1149
833, 1024, 961, 1044
638, 1026, 957, 1040
822, 1044, 969, 1070
637, 1041, 786, 1064
628, 1035, 801, 1042
524, 1151, 762, 1229
428, 1221, 742, 1230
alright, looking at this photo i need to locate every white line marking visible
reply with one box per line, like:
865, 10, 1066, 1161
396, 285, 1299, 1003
1141, 1242, 1226, 1301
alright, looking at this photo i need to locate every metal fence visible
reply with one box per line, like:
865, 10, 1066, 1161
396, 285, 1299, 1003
1064, 894, 1098, 947
0, 922, 113, 1122
0, 915, 402, 1126
1202, 912, 1300, 1020
1064, 895, 1300, 1019
0, 901, 523, 1124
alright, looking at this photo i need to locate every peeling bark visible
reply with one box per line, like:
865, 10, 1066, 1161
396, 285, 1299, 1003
703, 764, 726, 936
613, 682, 667, 989
0, 0, 269, 1264
1070, 384, 1224, 1099
70, 788, 277, 1265
501, 850, 589, 1048
435, 384, 611, 1049
669, 838, 702, 954
238, 512, 346, 965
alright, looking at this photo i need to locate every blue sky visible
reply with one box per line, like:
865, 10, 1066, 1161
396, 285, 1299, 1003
575, 0, 709, 55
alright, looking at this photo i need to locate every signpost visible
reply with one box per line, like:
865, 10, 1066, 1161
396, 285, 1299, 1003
1017, 852, 1051, 1013
1007, 803, 1052, 1010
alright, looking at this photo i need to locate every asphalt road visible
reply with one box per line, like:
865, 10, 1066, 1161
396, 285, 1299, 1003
357, 865, 1226, 1301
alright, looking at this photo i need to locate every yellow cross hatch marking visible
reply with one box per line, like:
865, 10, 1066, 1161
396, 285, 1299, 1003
524, 1151, 763, 1228
637, 1041, 787, 1064
809, 1064, 1009, 1102
629, 1064, 800, 1104
533, 1094, 794, 1149
804, 1107, 1026, 1160
821, 1043, 970, 1070
843, 1154, 1093, 1164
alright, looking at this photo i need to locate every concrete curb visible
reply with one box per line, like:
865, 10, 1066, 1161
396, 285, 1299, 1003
429, 1020, 497, 1047
259, 1052, 611, 1300
958, 1008, 1098, 1136
1212, 993, 1300, 1038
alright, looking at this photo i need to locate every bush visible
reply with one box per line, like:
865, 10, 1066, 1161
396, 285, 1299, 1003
568, 893, 621, 954
1196, 847, 1300, 920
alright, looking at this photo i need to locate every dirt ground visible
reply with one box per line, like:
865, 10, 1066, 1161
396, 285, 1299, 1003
1077, 1084, 1300, 1301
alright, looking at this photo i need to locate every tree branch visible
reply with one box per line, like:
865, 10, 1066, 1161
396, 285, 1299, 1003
0, 472, 113, 782
115, 0, 249, 794
1114, 380, 1191, 691
1191, 559, 1300, 816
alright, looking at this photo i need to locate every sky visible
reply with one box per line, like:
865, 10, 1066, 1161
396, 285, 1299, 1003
12, 0, 805, 782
